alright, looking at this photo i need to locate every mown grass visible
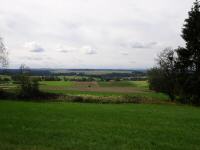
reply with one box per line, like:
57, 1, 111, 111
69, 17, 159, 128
40, 81, 74, 87
98, 81, 134, 87
0, 101, 200, 150
130, 81, 149, 89
98, 81, 149, 89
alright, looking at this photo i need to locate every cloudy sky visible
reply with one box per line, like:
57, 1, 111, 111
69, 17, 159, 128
0, 0, 194, 69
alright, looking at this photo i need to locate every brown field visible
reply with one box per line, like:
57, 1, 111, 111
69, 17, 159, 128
42, 81, 149, 94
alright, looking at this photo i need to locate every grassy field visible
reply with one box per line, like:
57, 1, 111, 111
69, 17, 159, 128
98, 81, 136, 87
39, 81, 169, 102
0, 101, 200, 150
40, 81, 74, 87
0, 80, 169, 102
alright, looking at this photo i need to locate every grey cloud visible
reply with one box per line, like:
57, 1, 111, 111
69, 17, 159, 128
82, 46, 97, 55
20, 56, 43, 61
59, 50, 69, 53
121, 52, 129, 56
57, 45, 76, 53
131, 42, 157, 48
120, 41, 158, 49
24, 42, 45, 53
31, 47, 45, 53
85, 49, 97, 55
61, 21, 81, 30
129, 61, 136, 64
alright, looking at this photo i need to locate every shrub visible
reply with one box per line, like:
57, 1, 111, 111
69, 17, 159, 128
18, 74, 40, 99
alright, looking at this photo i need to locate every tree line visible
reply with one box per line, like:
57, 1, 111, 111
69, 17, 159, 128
148, 0, 200, 105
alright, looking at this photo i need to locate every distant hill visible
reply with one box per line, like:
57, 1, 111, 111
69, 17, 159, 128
0, 69, 147, 76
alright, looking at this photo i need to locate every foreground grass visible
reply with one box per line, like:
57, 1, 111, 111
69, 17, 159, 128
0, 101, 200, 150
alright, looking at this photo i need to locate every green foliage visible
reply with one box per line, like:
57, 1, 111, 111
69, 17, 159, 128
148, 49, 176, 101
0, 76, 11, 83
182, 0, 200, 60
149, 1, 200, 105
41, 76, 61, 81
148, 68, 164, 92
18, 74, 40, 98
64, 76, 96, 82
176, 0, 200, 104
16, 65, 40, 99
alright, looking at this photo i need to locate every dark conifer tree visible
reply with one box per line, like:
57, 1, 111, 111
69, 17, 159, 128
176, 0, 200, 104
181, 0, 200, 72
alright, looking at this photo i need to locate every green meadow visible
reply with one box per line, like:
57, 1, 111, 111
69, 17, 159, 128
0, 101, 200, 150
0, 80, 198, 150
40, 81, 74, 87
39, 80, 169, 102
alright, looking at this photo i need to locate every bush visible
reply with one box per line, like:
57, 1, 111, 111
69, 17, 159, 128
18, 75, 40, 99
122, 95, 142, 104
42, 76, 61, 81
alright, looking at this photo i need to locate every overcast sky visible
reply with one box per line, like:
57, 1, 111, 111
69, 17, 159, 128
0, 0, 194, 69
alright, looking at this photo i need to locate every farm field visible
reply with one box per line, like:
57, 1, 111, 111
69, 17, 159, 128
40, 81, 169, 102
51, 69, 134, 75
0, 101, 200, 150
0, 79, 168, 103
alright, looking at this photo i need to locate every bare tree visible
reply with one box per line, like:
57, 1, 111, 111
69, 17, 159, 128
0, 37, 8, 69
0, 37, 8, 94
148, 48, 177, 101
